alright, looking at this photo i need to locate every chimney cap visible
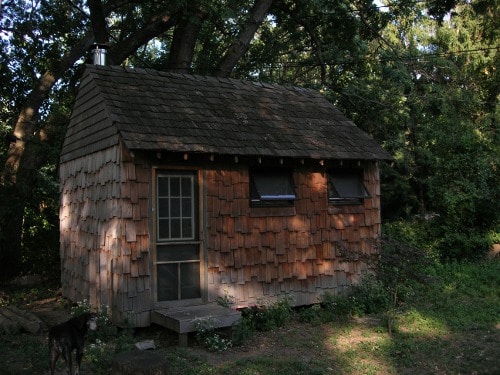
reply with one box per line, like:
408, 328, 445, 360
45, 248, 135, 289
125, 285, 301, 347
91, 44, 108, 66
91, 43, 109, 49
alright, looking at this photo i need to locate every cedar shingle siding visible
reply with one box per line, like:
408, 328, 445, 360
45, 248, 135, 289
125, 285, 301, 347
59, 65, 391, 327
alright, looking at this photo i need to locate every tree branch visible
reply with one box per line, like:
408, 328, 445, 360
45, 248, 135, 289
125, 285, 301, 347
109, 11, 179, 65
166, 2, 206, 73
213, 0, 274, 77
88, 0, 108, 44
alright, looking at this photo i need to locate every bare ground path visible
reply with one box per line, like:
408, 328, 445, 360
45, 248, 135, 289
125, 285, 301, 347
1, 283, 499, 375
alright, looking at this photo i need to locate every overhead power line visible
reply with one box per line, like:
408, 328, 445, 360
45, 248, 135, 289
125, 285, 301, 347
259, 46, 499, 69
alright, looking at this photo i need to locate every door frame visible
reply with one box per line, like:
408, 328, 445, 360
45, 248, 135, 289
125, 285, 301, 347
151, 166, 207, 308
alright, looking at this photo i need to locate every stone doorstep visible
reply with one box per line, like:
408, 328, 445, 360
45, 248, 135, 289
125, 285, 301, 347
151, 303, 241, 347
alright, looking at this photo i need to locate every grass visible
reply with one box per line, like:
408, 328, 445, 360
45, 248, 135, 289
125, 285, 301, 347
0, 259, 499, 374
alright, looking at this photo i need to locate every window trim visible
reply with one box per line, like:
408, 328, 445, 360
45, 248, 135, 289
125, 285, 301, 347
328, 169, 369, 205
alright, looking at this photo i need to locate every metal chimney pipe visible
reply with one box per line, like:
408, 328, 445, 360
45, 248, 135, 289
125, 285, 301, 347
91, 44, 107, 65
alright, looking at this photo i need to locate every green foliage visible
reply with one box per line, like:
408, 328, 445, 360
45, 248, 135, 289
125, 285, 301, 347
296, 303, 323, 325
319, 292, 361, 320
241, 296, 294, 332
411, 260, 500, 331
231, 316, 254, 347
318, 231, 435, 333
219, 357, 326, 375
215, 291, 235, 308
377, 234, 435, 293
195, 317, 233, 352
338, 1, 499, 260
1, 0, 497, 275
231, 297, 295, 347
0, 332, 48, 375
351, 274, 391, 314
318, 277, 390, 320
1, 260, 499, 374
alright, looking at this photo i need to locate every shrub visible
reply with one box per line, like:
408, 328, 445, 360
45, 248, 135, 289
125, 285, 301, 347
195, 317, 233, 352
435, 228, 492, 261
242, 296, 294, 332
231, 297, 295, 346
319, 292, 360, 319
376, 233, 435, 296
231, 317, 254, 346
297, 304, 323, 324
351, 274, 391, 314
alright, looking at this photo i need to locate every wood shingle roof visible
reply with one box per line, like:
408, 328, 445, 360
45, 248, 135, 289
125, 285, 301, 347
60, 65, 392, 163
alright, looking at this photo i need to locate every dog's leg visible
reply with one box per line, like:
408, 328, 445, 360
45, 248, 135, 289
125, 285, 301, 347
75, 346, 84, 375
61, 345, 73, 375
49, 344, 59, 375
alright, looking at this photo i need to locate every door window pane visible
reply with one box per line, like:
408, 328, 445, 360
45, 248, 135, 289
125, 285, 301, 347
157, 264, 178, 301
158, 199, 169, 217
181, 263, 201, 299
157, 244, 199, 262
171, 197, 181, 217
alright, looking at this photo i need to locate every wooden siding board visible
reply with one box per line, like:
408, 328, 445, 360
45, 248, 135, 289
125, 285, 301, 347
202, 163, 381, 308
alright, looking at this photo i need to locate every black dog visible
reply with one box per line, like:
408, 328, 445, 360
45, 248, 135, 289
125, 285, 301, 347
48, 312, 97, 375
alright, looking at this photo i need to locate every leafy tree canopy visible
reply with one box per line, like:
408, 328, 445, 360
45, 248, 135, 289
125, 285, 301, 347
0, 0, 498, 278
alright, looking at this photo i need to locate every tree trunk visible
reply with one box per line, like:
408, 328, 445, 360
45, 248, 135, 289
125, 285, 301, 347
166, 3, 205, 73
0, 3, 178, 277
0, 31, 93, 277
213, 0, 274, 77
88, 0, 108, 45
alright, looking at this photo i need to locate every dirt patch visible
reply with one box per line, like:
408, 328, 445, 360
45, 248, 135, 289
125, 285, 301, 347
1, 291, 499, 375
187, 322, 334, 366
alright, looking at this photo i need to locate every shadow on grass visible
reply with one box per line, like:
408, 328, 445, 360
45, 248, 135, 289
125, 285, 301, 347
320, 260, 500, 375
1, 261, 498, 374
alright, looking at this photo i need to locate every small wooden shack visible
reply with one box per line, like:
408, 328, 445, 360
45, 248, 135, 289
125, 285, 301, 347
59, 65, 392, 329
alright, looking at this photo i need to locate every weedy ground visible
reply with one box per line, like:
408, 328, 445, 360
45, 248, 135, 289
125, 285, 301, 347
1, 259, 499, 375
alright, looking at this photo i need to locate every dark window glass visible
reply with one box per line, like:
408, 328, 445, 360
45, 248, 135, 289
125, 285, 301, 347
250, 170, 296, 207
328, 170, 369, 205
171, 197, 181, 217
157, 262, 201, 301
158, 199, 169, 217
180, 263, 201, 299
170, 218, 181, 238
182, 219, 192, 238
157, 244, 199, 262
158, 177, 169, 195
181, 177, 192, 196
158, 219, 169, 238
170, 177, 180, 196
182, 198, 191, 217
